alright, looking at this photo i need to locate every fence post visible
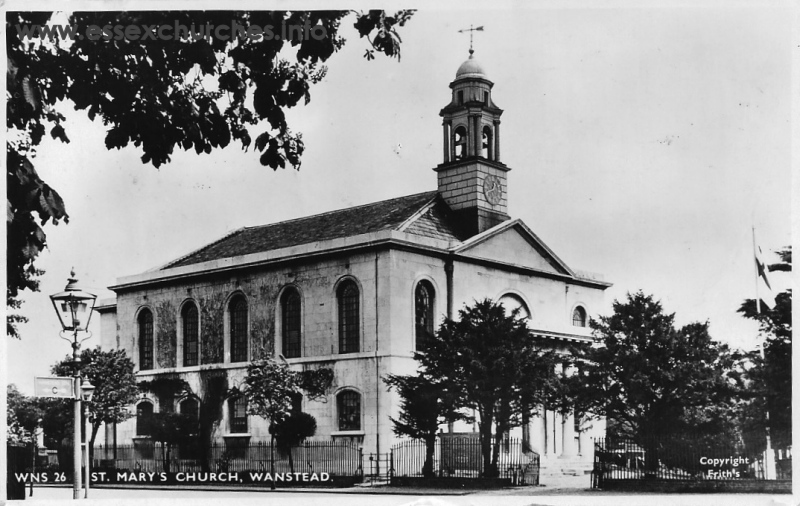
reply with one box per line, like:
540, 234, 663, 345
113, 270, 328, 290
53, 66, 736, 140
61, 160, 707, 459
389, 448, 394, 480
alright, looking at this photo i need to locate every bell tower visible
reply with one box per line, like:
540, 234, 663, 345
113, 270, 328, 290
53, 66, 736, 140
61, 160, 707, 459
435, 50, 510, 238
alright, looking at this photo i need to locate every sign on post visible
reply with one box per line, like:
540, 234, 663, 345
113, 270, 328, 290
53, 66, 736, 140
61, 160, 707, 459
34, 377, 75, 399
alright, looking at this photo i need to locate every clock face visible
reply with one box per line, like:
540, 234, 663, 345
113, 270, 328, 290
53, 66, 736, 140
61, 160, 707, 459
483, 175, 502, 205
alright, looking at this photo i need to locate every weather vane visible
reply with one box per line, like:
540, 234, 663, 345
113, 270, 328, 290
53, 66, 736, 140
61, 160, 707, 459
458, 25, 484, 54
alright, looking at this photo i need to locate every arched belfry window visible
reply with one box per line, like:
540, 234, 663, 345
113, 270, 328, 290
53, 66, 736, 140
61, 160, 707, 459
337, 280, 360, 354
498, 294, 531, 320
281, 288, 302, 359
572, 306, 587, 327
415, 281, 435, 351
182, 303, 199, 367
230, 296, 248, 363
453, 126, 467, 160
482, 125, 493, 160
138, 309, 154, 371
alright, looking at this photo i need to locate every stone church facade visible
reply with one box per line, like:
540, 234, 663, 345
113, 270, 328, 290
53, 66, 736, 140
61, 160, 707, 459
97, 50, 610, 468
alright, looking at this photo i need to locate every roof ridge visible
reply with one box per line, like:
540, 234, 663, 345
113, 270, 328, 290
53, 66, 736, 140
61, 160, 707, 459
395, 193, 440, 232
161, 227, 246, 270
239, 190, 438, 232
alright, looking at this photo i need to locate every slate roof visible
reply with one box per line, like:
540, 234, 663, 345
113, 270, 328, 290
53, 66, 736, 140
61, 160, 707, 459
164, 191, 461, 269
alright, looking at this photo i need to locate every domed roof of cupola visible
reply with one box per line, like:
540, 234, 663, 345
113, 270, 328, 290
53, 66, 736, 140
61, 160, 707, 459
455, 50, 488, 81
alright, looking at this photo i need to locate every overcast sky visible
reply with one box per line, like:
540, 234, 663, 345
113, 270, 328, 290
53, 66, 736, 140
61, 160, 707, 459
6, 2, 793, 394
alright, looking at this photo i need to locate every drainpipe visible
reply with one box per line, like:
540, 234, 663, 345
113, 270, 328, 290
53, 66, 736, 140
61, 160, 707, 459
374, 251, 380, 471
445, 257, 454, 319
444, 256, 454, 433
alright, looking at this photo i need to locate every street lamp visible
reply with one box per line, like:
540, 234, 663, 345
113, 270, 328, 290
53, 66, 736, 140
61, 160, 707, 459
50, 270, 97, 500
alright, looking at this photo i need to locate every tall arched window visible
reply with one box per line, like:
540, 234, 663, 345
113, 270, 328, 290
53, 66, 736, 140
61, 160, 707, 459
482, 125, 493, 160
182, 303, 199, 367
498, 294, 531, 320
453, 126, 467, 160
415, 281, 435, 351
572, 306, 587, 327
337, 280, 360, 354
136, 401, 153, 436
229, 296, 248, 363
138, 309, 154, 371
229, 397, 248, 433
180, 397, 199, 420
281, 288, 302, 358
337, 390, 361, 431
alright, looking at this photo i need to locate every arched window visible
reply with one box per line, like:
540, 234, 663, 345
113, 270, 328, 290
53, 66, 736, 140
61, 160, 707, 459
182, 303, 199, 367
482, 126, 493, 160
572, 306, 587, 327
337, 280, 360, 354
498, 294, 531, 320
229, 296, 248, 363
453, 126, 467, 160
290, 393, 303, 415
179, 398, 199, 420
229, 397, 248, 433
136, 401, 153, 436
337, 390, 361, 431
138, 309, 154, 371
415, 281, 435, 351
281, 288, 302, 359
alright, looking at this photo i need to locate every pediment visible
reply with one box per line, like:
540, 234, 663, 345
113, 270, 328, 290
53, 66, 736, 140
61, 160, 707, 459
453, 220, 574, 276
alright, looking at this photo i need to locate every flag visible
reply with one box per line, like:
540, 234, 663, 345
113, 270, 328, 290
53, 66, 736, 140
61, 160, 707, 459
754, 243, 775, 310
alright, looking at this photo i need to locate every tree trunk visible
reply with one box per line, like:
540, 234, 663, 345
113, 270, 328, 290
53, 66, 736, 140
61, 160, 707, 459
288, 445, 294, 474
89, 423, 101, 467
643, 437, 659, 479
423, 436, 436, 478
491, 429, 502, 477
478, 407, 495, 477
164, 444, 172, 474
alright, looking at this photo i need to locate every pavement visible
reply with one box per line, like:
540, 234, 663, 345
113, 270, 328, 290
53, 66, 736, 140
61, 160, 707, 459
17, 481, 794, 506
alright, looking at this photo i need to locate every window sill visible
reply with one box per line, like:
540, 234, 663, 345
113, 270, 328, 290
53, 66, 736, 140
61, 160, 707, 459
223, 433, 251, 438
132, 436, 151, 440
331, 430, 364, 437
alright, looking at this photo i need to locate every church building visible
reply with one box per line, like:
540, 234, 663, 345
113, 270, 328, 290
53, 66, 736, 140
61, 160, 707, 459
97, 49, 610, 471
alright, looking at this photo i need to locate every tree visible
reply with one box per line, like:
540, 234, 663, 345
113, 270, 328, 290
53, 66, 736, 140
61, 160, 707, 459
417, 299, 561, 478
737, 247, 791, 449
572, 292, 741, 472
240, 359, 332, 484
149, 412, 199, 473
383, 374, 457, 478
52, 346, 140, 463
7, 384, 39, 443
7, 10, 413, 337
270, 411, 317, 474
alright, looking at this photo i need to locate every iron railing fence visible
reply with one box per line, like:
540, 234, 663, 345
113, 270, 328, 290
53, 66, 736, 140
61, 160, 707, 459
593, 436, 792, 482
92, 439, 363, 477
391, 437, 539, 485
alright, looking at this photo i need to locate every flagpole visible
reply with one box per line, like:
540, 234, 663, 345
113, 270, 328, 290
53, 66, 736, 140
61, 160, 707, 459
752, 226, 761, 314
752, 225, 776, 479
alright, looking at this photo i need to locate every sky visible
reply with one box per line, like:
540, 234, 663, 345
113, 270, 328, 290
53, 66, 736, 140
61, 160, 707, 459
5, 2, 794, 394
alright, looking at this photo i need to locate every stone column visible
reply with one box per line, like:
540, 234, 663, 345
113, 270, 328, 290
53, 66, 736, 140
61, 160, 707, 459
559, 412, 577, 458
493, 120, 501, 162
442, 121, 450, 163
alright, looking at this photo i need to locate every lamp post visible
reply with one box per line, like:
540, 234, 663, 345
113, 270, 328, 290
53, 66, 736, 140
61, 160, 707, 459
81, 380, 95, 498
50, 270, 97, 500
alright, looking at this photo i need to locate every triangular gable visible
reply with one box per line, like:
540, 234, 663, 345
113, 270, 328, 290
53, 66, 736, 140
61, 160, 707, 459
453, 219, 575, 276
